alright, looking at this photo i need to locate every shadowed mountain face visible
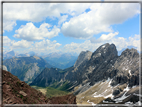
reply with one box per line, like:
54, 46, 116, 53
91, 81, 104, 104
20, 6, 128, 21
30, 43, 141, 105
3, 56, 53, 83
2, 69, 76, 104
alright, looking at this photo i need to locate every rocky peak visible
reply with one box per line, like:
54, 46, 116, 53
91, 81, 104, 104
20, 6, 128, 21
74, 50, 92, 67
120, 48, 139, 58
90, 43, 118, 63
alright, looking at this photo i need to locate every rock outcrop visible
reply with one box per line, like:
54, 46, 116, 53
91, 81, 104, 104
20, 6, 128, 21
2, 69, 76, 104
74, 50, 92, 67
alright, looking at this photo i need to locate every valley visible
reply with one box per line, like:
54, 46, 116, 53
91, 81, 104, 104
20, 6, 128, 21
2, 43, 142, 106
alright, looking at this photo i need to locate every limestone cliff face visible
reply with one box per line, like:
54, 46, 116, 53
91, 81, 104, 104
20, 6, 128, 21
74, 50, 92, 67
111, 48, 140, 87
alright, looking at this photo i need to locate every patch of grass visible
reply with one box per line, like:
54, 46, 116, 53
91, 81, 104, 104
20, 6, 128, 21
46, 87, 68, 98
59, 70, 66, 73
49, 81, 62, 89
57, 81, 71, 91
31, 85, 69, 98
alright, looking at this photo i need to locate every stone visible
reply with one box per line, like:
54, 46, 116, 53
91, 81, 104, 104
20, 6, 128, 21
19, 91, 27, 96
113, 89, 120, 96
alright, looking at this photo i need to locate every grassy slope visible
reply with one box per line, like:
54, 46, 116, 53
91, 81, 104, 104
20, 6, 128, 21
31, 85, 69, 98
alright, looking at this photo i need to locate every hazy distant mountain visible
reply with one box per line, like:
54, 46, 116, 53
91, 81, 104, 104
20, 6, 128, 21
31, 43, 141, 105
43, 53, 78, 69
3, 50, 17, 60
28, 51, 37, 56
3, 56, 53, 83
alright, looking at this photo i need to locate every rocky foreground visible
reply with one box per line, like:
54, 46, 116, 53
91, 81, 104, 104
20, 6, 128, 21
2, 69, 76, 104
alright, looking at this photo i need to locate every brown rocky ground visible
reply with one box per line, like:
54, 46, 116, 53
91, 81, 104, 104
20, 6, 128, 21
2, 69, 76, 105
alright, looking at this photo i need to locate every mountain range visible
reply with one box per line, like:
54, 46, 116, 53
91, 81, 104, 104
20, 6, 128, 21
3, 56, 53, 83
2, 43, 141, 105
30, 43, 141, 105
3, 51, 78, 69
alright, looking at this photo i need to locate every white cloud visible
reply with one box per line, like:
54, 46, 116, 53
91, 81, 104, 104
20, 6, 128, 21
63, 33, 140, 54
3, 3, 91, 32
91, 32, 140, 51
3, 36, 12, 46
3, 3, 91, 22
128, 34, 140, 51
3, 20, 17, 32
13, 22, 60, 41
61, 3, 140, 39
10, 40, 33, 49
2, 36, 33, 52
63, 40, 102, 54
91, 32, 119, 43
58, 15, 68, 26
30, 39, 62, 53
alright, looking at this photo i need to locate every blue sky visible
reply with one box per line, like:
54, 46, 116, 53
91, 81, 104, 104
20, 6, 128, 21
2, 3, 140, 55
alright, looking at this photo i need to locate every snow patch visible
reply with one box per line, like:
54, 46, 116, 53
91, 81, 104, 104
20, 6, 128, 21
134, 101, 142, 106
108, 79, 112, 87
103, 100, 113, 103
128, 70, 131, 76
125, 101, 133, 105
114, 93, 130, 103
133, 93, 142, 97
124, 85, 130, 92
114, 85, 130, 102
102, 45, 105, 48
87, 100, 96, 106
104, 94, 114, 99
132, 85, 137, 88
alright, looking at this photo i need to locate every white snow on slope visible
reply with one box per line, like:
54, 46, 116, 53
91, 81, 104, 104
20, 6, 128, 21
114, 85, 130, 103
93, 78, 114, 99
128, 70, 131, 76
87, 100, 96, 106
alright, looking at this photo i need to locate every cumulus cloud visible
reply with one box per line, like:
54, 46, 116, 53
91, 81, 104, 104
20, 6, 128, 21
3, 36, 13, 46
13, 22, 60, 41
91, 32, 140, 51
61, 3, 140, 39
10, 40, 33, 49
3, 3, 91, 22
2, 36, 62, 54
63, 33, 140, 54
3, 3, 92, 32
58, 15, 68, 26
3, 20, 17, 32
2, 36, 33, 52
91, 32, 119, 43
63, 40, 102, 54
30, 39, 62, 53
128, 34, 140, 51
